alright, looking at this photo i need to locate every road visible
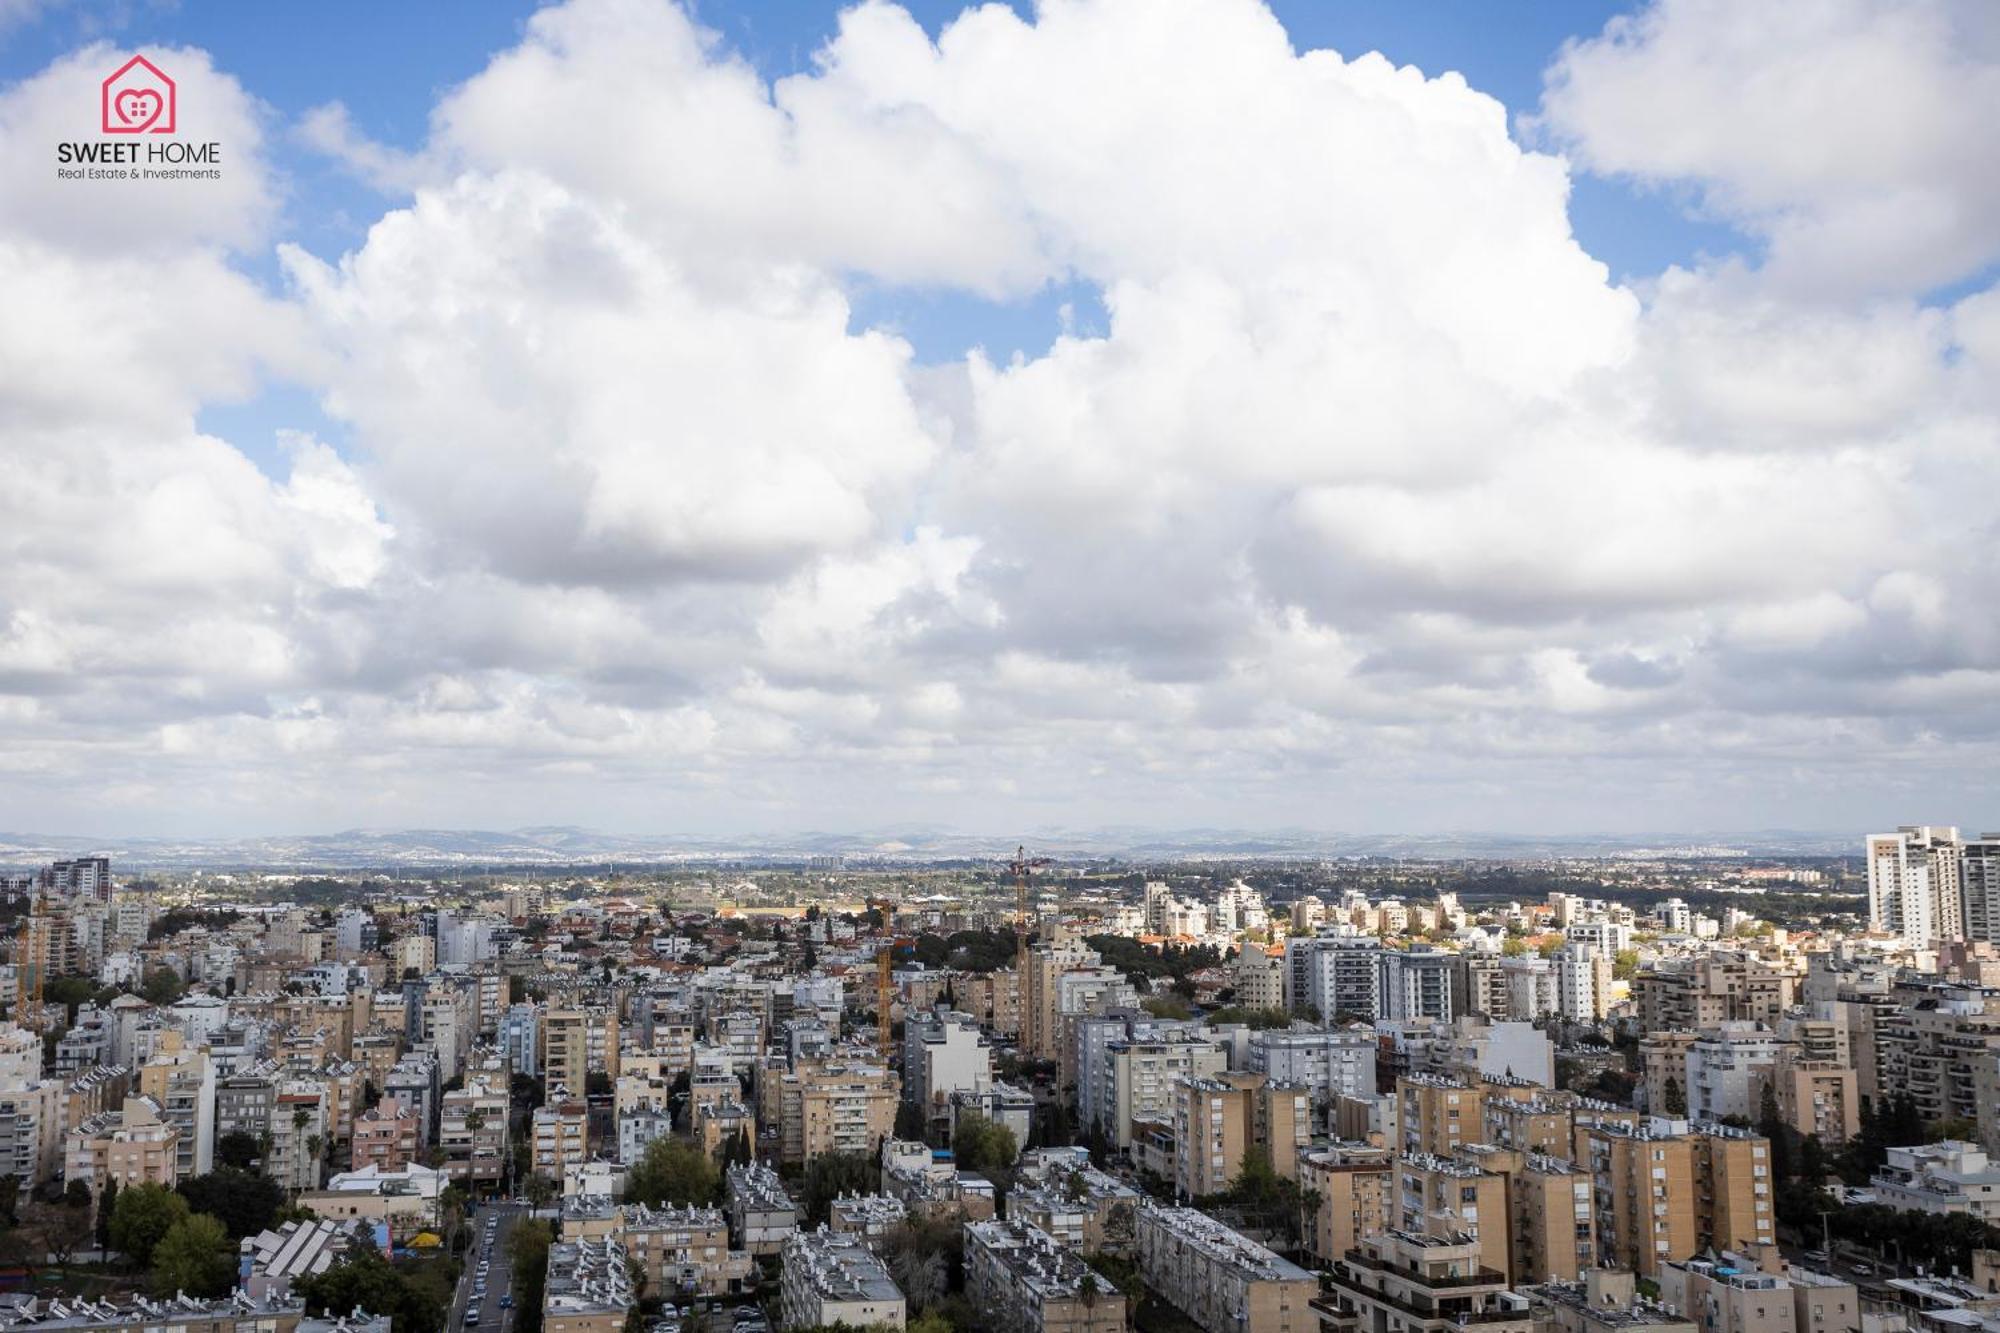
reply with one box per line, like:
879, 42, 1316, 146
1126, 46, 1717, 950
449, 1202, 528, 1333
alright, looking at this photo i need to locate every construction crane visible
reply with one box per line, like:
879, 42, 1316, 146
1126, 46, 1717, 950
15, 888, 49, 1031
1005, 845, 1053, 974
876, 933, 914, 1056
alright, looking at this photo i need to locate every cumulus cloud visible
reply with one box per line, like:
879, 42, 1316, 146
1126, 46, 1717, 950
1535, 0, 2000, 296
6, 0, 2000, 834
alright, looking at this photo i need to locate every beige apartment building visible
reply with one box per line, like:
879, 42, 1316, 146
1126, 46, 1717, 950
965, 1218, 1127, 1333
780, 1061, 899, 1165
617, 1202, 755, 1298
1576, 1116, 1774, 1275
1399, 1074, 1484, 1158
1298, 1142, 1392, 1266
1393, 1152, 1511, 1281
440, 1072, 509, 1190
1317, 1230, 1533, 1333
64, 1094, 180, 1196
543, 1007, 621, 1095
534, 1093, 590, 1178
1135, 1207, 1316, 1333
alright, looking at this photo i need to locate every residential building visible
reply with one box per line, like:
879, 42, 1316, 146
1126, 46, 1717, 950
964, 1218, 1127, 1333
1297, 1142, 1392, 1267
726, 1162, 798, 1256
351, 1097, 420, 1174
1870, 1141, 2000, 1220
1315, 1230, 1533, 1333
1135, 1206, 1317, 1333
780, 1227, 906, 1331
618, 1201, 755, 1298
544, 1236, 636, 1333
1868, 826, 1963, 945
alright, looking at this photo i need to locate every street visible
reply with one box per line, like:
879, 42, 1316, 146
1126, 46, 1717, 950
449, 1202, 529, 1333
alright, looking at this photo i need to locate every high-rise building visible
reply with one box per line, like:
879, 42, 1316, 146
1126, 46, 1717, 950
1379, 949, 1459, 1023
1286, 933, 1382, 1022
1868, 826, 1964, 945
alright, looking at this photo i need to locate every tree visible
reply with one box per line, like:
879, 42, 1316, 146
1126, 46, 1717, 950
110, 1182, 191, 1266
179, 1168, 286, 1240
1661, 1076, 1686, 1117
626, 1136, 719, 1208
894, 1101, 927, 1143
952, 1112, 1018, 1175
140, 965, 187, 1006
96, 1177, 118, 1252
889, 1245, 947, 1313
1758, 1081, 1794, 1185
1612, 949, 1640, 981
151, 1213, 237, 1297
510, 1219, 555, 1333
295, 1248, 445, 1333
23, 1198, 92, 1265
216, 1131, 263, 1171
523, 1173, 557, 1209
800, 1151, 875, 1225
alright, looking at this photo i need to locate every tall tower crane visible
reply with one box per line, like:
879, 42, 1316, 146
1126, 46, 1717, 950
1006, 845, 1053, 974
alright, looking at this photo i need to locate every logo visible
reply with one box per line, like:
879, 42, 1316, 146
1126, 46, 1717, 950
101, 54, 175, 135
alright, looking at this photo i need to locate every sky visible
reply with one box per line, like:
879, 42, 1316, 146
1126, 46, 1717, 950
2, 0, 1998, 839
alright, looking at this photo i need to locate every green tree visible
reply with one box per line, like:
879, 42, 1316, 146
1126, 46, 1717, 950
178, 1166, 286, 1238
625, 1137, 719, 1208
952, 1112, 1018, 1175
151, 1213, 237, 1297
800, 1151, 875, 1225
110, 1182, 191, 1266
510, 1219, 555, 1333
295, 1248, 445, 1333
1612, 949, 1640, 981
215, 1131, 264, 1171
1661, 1076, 1687, 1117
140, 965, 188, 1006
95, 1177, 118, 1252
1758, 1081, 1794, 1185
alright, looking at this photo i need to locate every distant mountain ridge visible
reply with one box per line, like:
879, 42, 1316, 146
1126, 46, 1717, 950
0, 825, 1861, 871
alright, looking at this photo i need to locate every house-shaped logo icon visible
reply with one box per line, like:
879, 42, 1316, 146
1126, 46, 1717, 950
101, 55, 175, 135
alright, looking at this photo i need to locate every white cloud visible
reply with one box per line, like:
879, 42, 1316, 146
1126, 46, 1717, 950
1535, 0, 2000, 296
7, 0, 2000, 834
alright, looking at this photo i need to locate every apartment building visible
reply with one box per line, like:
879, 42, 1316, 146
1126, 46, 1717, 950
779, 1227, 906, 1331
1870, 1141, 2000, 1219
1659, 1253, 1849, 1333
543, 1007, 621, 1094
1767, 1049, 1859, 1145
1285, 933, 1382, 1022
351, 1097, 420, 1173
1247, 1026, 1376, 1109
617, 1201, 755, 1298
1172, 1073, 1311, 1198
439, 1072, 508, 1190
903, 1008, 991, 1135
544, 1236, 636, 1333
781, 1062, 898, 1165
965, 1218, 1127, 1333
1868, 826, 1964, 945
1526, 1271, 1697, 1333
534, 1092, 590, 1179
65, 1095, 181, 1196
725, 1161, 798, 1256
1392, 1152, 1511, 1281
1009, 1153, 1146, 1257
1297, 1142, 1392, 1267
1399, 1074, 1484, 1158
1635, 954, 1795, 1032
1135, 1207, 1316, 1333
1316, 1230, 1533, 1333
1577, 1116, 1773, 1275
1509, 1153, 1596, 1284
1686, 1025, 1789, 1124
1098, 1031, 1227, 1149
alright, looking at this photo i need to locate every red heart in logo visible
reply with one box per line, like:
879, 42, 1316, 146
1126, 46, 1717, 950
114, 88, 162, 131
